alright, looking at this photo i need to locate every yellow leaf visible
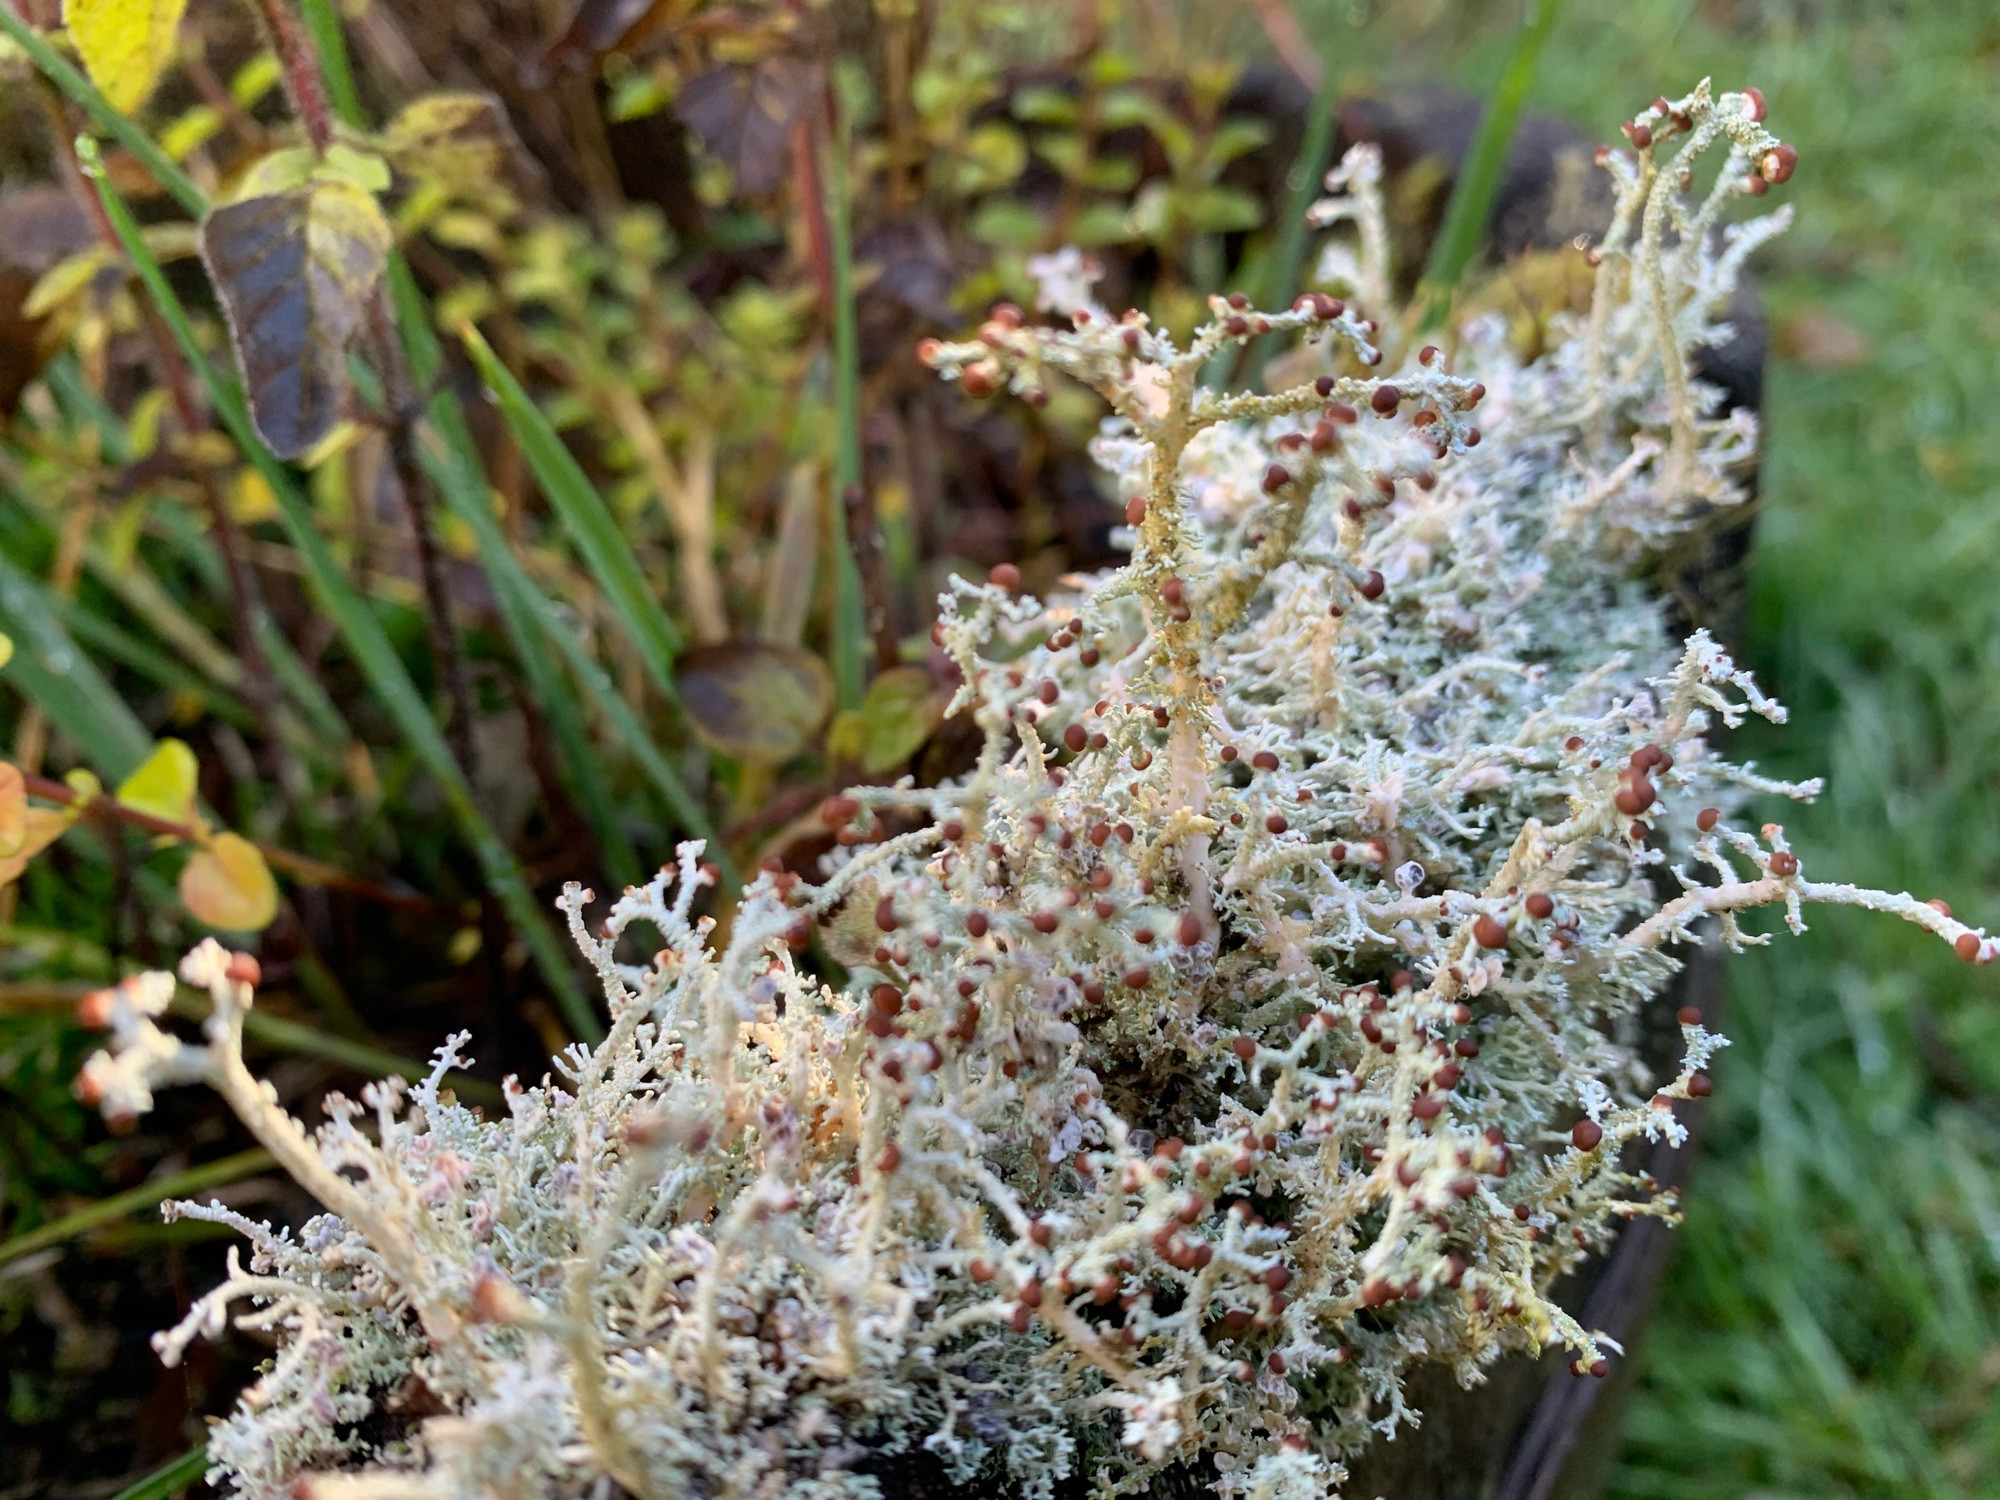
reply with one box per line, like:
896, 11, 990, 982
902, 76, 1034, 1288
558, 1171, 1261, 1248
180, 832, 278, 931
0, 804, 79, 887
0, 762, 25, 858
160, 103, 221, 162
116, 737, 199, 827
229, 50, 281, 109
229, 466, 278, 524
23, 245, 113, 320
0, 630, 12, 671
64, 0, 189, 114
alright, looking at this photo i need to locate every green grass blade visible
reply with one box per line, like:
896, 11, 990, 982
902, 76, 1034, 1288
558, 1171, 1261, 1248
235, 1009, 503, 1106
107, 1445, 209, 1500
412, 416, 734, 886
0, 5, 205, 217
47, 591, 256, 729
1244, 79, 1340, 386
0, 1149, 272, 1268
149, 503, 351, 746
457, 323, 684, 702
488, 560, 645, 892
386, 259, 721, 884
82, 143, 600, 1044
825, 86, 869, 711
0, 550, 155, 780
401, 358, 645, 892
1416, 0, 1566, 323
295, 0, 365, 130
108, 1446, 209, 1500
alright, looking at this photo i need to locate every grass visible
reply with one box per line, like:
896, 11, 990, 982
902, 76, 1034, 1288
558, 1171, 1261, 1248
1323, 0, 2000, 1492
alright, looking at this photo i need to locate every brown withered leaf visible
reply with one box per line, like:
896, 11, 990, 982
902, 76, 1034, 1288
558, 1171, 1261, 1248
199, 180, 391, 460
0, 270, 53, 418
539, 0, 667, 74
675, 58, 816, 199
0, 185, 96, 274
539, 0, 777, 76
679, 640, 831, 762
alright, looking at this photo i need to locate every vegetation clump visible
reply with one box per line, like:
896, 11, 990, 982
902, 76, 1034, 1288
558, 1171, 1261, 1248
76, 80, 1993, 1499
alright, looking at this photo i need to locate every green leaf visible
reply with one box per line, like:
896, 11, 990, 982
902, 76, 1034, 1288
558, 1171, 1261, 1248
1209, 117, 1273, 167
970, 197, 1045, 250
62, 0, 187, 114
1010, 85, 1079, 126
955, 121, 1028, 195
199, 180, 392, 460
849, 664, 945, 774
115, 738, 198, 825
678, 641, 832, 762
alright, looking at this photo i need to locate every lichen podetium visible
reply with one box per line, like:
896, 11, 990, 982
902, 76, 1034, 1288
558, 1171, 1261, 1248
79, 83, 1992, 1500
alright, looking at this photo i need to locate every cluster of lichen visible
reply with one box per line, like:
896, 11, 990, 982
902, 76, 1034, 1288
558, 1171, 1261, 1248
80, 83, 1993, 1500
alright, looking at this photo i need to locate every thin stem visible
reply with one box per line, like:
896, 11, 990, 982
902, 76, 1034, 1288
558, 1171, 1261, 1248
295, 0, 364, 129
249, 0, 335, 152
376, 301, 481, 782
20, 772, 439, 912
824, 82, 869, 712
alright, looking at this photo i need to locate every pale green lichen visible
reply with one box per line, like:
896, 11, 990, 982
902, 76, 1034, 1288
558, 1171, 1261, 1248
79, 82, 1992, 1500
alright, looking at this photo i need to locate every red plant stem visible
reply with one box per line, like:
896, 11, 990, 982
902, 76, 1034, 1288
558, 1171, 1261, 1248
253, 0, 336, 152
21, 774, 438, 912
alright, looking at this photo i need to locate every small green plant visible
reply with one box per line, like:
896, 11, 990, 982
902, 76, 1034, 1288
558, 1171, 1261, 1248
71, 78, 1993, 1499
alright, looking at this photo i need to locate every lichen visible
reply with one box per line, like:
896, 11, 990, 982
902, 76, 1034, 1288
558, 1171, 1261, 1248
79, 82, 1992, 1500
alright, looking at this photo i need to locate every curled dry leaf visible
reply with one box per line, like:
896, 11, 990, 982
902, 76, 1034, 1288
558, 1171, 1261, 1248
63, 0, 189, 114
199, 179, 392, 459
179, 831, 279, 932
678, 639, 832, 762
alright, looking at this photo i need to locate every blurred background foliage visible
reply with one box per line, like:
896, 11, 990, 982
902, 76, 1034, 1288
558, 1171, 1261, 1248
0, 0, 1996, 1496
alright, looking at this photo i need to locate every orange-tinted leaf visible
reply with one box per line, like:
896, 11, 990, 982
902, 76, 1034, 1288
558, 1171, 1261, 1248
199, 179, 391, 459
0, 804, 79, 887
679, 640, 831, 762
180, 831, 278, 931
0, 761, 25, 858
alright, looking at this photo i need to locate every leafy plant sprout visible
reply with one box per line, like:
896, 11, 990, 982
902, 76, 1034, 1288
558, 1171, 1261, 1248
78, 81, 1993, 1500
